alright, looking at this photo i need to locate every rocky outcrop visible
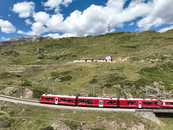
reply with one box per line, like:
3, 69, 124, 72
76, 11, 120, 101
22, 88, 33, 98
135, 112, 162, 126
0, 87, 18, 96
51, 121, 71, 130
0, 87, 33, 98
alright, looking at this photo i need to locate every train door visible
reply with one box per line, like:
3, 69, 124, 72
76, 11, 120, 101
99, 100, 103, 107
55, 98, 58, 104
138, 101, 142, 109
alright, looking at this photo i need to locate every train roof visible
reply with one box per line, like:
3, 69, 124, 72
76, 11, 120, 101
78, 96, 118, 100
42, 94, 76, 98
41, 94, 160, 100
161, 99, 173, 102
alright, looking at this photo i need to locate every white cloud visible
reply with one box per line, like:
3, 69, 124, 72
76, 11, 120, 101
44, 0, 72, 12
137, 0, 173, 30
33, 11, 50, 24
12, 2, 35, 18
28, 0, 152, 36
44, 0, 62, 9
58, 0, 151, 36
25, 19, 32, 25
44, 33, 76, 39
46, 14, 64, 32
31, 22, 46, 35
0, 19, 16, 33
27, 0, 173, 37
63, 0, 72, 7
17, 30, 25, 35
159, 25, 173, 33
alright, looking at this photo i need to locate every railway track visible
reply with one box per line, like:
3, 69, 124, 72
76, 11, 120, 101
0, 95, 173, 113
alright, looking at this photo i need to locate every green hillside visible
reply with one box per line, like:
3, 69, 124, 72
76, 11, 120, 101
1, 31, 173, 98
1, 31, 173, 130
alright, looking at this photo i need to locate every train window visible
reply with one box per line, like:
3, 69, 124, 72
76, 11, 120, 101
59, 98, 75, 103
107, 100, 117, 105
45, 97, 54, 101
128, 101, 137, 105
143, 102, 153, 105
165, 102, 173, 105
79, 99, 93, 104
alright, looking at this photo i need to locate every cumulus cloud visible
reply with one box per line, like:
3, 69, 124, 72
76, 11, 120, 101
0, 19, 16, 33
29, 0, 152, 36
44, 32, 76, 39
137, 0, 173, 31
44, 0, 72, 12
159, 25, 173, 33
28, 0, 173, 37
33, 11, 50, 24
12, 2, 35, 18
63, 0, 73, 7
59, 0, 151, 36
31, 22, 46, 35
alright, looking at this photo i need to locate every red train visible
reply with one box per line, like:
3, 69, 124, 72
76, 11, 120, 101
40, 94, 173, 109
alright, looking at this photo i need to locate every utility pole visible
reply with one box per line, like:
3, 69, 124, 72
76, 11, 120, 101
107, 24, 111, 33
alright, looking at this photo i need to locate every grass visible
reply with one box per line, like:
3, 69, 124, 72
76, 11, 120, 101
0, 102, 160, 130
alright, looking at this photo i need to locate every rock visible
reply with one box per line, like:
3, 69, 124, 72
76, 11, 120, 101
135, 112, 162, 126
129, 123, 145, 130
23, 88, 33, 98
0, 87, 17, 96
0, 111, 12, 128
0, 120, 11, 128
51, 121, 71, 130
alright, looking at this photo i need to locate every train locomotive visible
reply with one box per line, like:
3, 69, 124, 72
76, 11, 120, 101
40, 94, 173, 109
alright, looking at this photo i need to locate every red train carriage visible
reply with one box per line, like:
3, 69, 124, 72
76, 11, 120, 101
40, 94, 56, 104
103, 98, 118, 108
119, 98, 162, 109
141, 99, 162, 109
161, 100, 173, 109
77, 97, 118, 108
119, 98, 141, 108
40, 94, 76, 106
57, 95, 76, 106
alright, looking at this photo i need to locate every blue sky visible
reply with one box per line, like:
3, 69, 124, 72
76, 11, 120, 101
0, 0, 173, 41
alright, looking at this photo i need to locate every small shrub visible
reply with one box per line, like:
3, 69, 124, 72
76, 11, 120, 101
40, 126, 54, 130
89, 78, 98, 84
64, 120, 80, 130
51, 71, 72, 82
32, 87, 48, 98
21, 79, 32, 87
0, 72, 21, 79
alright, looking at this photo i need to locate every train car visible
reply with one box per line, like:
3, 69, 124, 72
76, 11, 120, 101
141, 99, 162, 109
40, 94, 56, 104
119, 98, 141, 108
161, 100, 173, 109
77, 97, 101, 107
57, 95, 76, 106
77, 97, 118, 108
40, 94, 77, 106
119, 98, 162, 109
102, 98, 118, 108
